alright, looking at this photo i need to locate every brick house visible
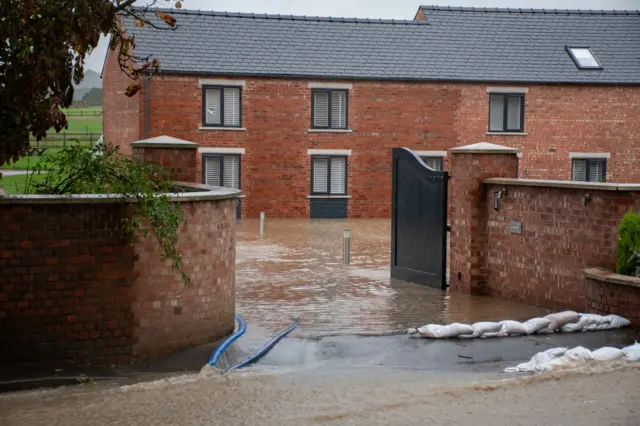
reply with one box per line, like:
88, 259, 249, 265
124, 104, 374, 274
103, 6, 640, 219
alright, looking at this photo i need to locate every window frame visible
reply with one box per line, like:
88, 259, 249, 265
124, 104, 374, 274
201, 85, 243, 128
420, 156, 444, 172
571, 158, 607, 183
565, 46, 602, 70
201, 153, 242, 189
310, 155, 348, 195
488, 93, 525, 133
310, 89, 349, 130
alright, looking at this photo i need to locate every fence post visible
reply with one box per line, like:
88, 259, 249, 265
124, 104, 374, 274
89, 133, 93, 147
260, 212, 265, 238
63, 133, 66, 148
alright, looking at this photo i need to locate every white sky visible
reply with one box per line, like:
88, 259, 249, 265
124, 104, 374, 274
85, 0, 640, 72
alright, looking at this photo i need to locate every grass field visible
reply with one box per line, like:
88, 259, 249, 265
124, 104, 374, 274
2, 148, 63, 170
0, 173, 48, 195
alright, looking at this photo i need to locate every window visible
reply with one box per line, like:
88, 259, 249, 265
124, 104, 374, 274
420, 156, 443, 171
202, 86, 242, 127
311, 156, 347, 195
311, 89, 348, 129
572, 159, 606, 182
488, 93, 524, 132
203, 154, 241, 189
566, 46, 602, 70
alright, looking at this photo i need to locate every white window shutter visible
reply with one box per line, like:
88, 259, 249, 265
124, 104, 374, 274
313, 158, 329, 193
506, 96, 521, 130
223, 88, 241, 127
205, 89, 221, 125
589, 161, 604, 182
331, 91, 347, 129
223, 155, 240, 189
572, 159, 587, 181
204, 156, 221, 186
330, 157, 346, 194
489, 94, 504, 131
313, 92, 329, 127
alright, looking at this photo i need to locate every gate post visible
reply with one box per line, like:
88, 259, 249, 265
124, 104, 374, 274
448, 142, 519, 295
130, 135, 199, 183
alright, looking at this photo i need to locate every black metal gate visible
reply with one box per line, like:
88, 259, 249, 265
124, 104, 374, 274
391, 148, 448, 289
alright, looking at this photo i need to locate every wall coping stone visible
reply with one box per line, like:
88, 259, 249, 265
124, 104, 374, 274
484, 177, 640, 192
584, 267, 640, 289
0, 182, 239, 204
449, 142, 520, 154
130, 135, 199, 149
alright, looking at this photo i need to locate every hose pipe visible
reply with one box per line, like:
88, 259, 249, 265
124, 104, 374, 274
208, 314, 247, 367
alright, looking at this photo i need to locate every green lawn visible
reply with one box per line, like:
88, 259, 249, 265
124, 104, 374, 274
0, 173, 48, 195
2, 148, 62, 170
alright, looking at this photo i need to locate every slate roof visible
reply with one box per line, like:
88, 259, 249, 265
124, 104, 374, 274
122, 6, 640, 84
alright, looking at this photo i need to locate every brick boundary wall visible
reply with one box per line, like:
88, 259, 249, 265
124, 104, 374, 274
0, 185, 238, 365
584, 268, 640, 325
483, 180, 640, 312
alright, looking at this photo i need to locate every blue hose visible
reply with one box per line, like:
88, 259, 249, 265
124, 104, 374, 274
225, 316, 300, 373
208, 314, 247, 367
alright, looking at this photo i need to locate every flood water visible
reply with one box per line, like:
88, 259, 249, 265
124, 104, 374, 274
236, 219, 547, 338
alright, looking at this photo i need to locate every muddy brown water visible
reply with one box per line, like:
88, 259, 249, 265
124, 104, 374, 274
235, 219, 547, 338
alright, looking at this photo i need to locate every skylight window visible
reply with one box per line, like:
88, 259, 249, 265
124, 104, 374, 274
566, 46, 602, 69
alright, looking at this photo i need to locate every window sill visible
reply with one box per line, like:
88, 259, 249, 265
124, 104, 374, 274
307, 129, 352, 134
199, 126, 247, 132
307, 195, 352, 199
485, 132, 528, 136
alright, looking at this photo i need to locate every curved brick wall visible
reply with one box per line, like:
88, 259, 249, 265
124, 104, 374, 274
0, 185, 238, 365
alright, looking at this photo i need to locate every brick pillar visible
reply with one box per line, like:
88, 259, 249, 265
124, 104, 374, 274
130, 136, 198, 183
448, 142, 519, 295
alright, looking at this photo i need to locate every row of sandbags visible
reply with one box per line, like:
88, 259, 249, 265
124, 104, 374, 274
505, 342, 640, 373
407, 311, 631, 339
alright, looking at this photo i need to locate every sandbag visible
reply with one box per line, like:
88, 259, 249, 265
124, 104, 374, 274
602, 314, 631, 329
591, 347, 625, 361
504, 347, 568, 373
577, 313, 608, 331
541, 311, 580, 333
407, 328, 419, 335
465, 321, 502, 338
497, 320, 528, 337
523, 318, 552, 335
564, 346, 593, 361
622, 342, 640, 362
417, 323, 473, 339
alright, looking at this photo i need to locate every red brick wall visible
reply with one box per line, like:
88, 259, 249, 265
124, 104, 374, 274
0, 196, 235, 365
132, 146, 197, 183
0, 203, 136, 364
102, 47, 142, 154
484, 184, 640, 311
586, 276, 640, 325
448, 152, 519, 294
103, 72, 640, 218
456, 85, 640, 182
131, 199, 236, 360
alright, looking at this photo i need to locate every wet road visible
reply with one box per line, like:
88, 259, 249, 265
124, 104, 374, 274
235, 219, 548, 338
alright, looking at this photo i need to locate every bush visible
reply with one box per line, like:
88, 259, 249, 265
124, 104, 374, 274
26, 144, 189, 284
616, 210, 640, 278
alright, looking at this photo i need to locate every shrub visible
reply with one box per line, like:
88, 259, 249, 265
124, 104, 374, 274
26, 144, 188, 284
616, 210, 640, 277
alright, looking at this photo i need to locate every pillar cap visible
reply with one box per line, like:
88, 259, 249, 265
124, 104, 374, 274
449, 142, 519, 155
130, 135, 199, 149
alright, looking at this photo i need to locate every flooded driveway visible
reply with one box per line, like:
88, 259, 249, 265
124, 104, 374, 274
236, 219, 547, 337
